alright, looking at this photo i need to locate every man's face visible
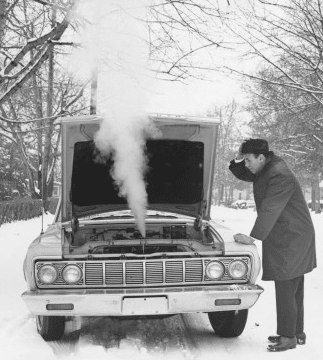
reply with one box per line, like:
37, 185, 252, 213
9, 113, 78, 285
244, 153, 265, 174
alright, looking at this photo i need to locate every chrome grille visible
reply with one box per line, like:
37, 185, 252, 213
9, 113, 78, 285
35, 257, 250, 288
146, 261, 163, 284
85, 263, 103, 285
125, 262, 143, 284
185, 260, 203, 282
105, 262, 123, 285
165, 261, 183, 283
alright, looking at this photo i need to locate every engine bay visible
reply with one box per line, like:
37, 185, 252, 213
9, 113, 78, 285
63, 221, 223, 258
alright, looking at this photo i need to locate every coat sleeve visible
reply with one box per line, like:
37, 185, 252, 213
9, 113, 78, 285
250, 170, 295, 241
228, 159, 256, 182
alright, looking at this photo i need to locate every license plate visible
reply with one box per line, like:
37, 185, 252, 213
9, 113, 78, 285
122, 296, 168, 315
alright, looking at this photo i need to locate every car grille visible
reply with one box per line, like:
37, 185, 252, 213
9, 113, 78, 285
35, 257, 250, 288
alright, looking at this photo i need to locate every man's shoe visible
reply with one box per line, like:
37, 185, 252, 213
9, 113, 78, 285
267, 336, 297, 352
268, 332, 306, 345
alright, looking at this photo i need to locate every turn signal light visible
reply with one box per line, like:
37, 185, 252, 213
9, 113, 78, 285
214, 299, 241, 306
46, 303, 74, 310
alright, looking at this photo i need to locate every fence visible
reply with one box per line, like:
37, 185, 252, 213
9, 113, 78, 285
0, 197, 59, 226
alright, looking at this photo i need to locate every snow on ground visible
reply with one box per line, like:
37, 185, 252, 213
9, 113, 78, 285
0, 207, 322, 360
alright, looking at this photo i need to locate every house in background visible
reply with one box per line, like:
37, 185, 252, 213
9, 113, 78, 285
52, 179, 61, 198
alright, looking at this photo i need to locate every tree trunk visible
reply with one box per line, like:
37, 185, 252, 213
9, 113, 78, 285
32, 71, 44, 200
90, 66, 98, 114
229, 185, 233, 203
218, 184, 224, 205
312, 169, 321, 214
0, 0, 7, 45
42, 7, 56, 210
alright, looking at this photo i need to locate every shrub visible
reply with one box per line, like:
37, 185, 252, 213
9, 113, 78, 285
0, 197, 59, 226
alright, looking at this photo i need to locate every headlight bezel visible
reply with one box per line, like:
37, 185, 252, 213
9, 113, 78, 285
61, 264, 83, 285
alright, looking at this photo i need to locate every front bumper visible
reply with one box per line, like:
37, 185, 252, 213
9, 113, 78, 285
22, 284, 263, 316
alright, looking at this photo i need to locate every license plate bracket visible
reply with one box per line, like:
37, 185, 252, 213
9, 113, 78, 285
122, 296, 168, 315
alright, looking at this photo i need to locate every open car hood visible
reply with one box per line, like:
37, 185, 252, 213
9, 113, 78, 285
61, 114, 219, 222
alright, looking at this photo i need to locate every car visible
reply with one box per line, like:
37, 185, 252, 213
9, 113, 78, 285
22, 114, 263, 341
231, 199, 255, 209
307, 200, 323, 210
245, 199, 256, 208
231, 200, 246, 209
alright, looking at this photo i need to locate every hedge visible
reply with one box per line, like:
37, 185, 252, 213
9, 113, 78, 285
0, 197, 59, 226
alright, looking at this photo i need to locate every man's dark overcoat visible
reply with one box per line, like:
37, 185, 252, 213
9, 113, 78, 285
229, 153, 316, 281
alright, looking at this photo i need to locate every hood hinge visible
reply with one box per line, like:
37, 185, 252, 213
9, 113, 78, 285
194, 200, 207, 231
71, 215, 79, 234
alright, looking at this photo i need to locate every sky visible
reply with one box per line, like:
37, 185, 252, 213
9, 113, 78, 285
67, 0, 250, 117
146, 75, 247, 116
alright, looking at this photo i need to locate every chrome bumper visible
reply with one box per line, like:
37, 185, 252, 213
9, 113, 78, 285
22, 284, 264, 316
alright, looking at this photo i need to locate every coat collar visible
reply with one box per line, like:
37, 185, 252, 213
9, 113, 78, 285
255, 151, 275, 179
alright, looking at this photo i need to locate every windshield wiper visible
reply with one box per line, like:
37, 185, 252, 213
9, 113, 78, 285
89, 214, 134, 220
147, 213, 178, 218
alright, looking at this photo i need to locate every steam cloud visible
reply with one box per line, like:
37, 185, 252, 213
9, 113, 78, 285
69, 0, 156, 236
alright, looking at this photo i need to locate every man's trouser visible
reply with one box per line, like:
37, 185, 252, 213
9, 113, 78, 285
275, 275, 304, 337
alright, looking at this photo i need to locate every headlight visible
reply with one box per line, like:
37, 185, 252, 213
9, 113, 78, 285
37, 264, 58, 284
228, 260, 248, 279
205, 261, 225, 280
62, 264, 82, 284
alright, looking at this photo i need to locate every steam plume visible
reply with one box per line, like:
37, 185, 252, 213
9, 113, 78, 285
69, 0, 155, 236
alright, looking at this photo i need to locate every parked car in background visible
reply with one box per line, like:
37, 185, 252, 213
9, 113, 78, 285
231, 200, 246, 209
245, 200, 256, 209
231, 199, 256, 209
22, 114, 263, 342
307, 200, 323, 210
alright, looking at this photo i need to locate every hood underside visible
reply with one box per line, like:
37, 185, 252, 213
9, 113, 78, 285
61, 114, 219, 222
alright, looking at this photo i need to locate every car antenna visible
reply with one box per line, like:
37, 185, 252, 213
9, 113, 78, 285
39, 164, 44, 235
40, 198, 45, 235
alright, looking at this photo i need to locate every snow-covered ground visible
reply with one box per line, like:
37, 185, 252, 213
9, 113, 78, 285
0, 206, 321, 360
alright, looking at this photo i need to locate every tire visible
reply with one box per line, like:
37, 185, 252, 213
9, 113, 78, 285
36, 315, 66, 341
208, 310, 248, 337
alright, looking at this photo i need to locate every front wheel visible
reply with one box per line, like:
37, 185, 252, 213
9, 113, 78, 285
36, 315, 65, 341
208, 310, 248, 337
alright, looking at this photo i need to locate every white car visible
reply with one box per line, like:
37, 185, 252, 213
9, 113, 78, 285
22, 114, 263, 341
307, 200, 323, 210
231, 199, 255, 209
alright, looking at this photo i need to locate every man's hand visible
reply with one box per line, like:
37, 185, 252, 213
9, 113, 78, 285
235, 141, 246, 161
233, 233, 255, 245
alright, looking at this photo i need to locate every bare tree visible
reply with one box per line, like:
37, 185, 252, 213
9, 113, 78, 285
224, 0, 323, 212
0, 0, 236, 202
0, 0, 87, 202
207, 100, 249, 205
226, 0, 323, 130
147, 0, 232, 81
0, 0, 77, 105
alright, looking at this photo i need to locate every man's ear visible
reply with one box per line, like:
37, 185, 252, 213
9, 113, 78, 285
259, 154, 265, 162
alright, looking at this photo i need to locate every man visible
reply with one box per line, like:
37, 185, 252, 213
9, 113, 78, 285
229, 138, 316, 352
